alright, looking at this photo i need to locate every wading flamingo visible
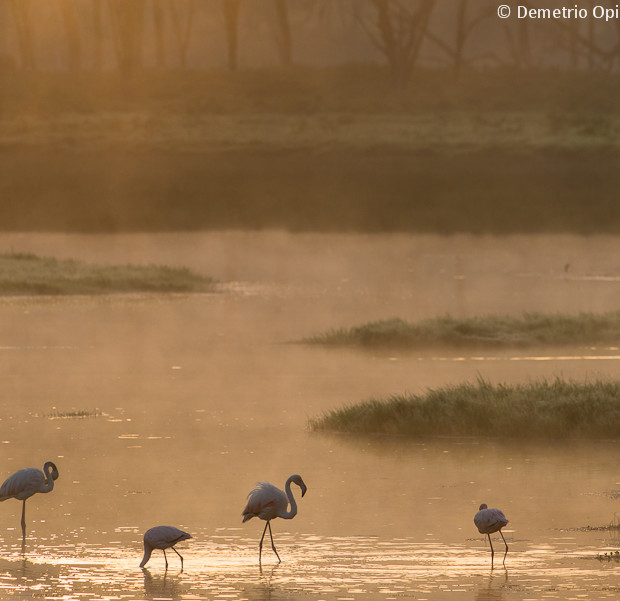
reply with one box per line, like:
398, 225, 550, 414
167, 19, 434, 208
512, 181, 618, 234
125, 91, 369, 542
140, 525, 192, 570
474, 503, 509, 567
242, 473, 307, 563
0, 461, 59, 539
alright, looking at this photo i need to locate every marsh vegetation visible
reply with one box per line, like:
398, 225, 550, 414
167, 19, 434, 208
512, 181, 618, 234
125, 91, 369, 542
309, 379, 620, 439
46, 409, 102, 419
0, 252, 213, 295
303, 313, 620, 349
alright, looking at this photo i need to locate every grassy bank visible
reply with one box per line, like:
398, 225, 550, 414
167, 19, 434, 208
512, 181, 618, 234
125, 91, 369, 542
0, 252, 214, 295
2, 67, 620, 117
2, 68, 620, 153
309, 379, 620, 439
1, 111, 619, 153
304, 313, 620, 349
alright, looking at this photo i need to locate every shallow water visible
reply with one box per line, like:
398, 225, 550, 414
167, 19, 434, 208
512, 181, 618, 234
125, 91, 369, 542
0, 232, 619, 600
1, 531, 620, 600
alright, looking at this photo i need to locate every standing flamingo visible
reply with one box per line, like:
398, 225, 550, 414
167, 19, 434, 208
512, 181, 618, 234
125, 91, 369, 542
474, 503, 509, 567
242, 473, 307, 563
140, 526, 192, 570
0, 461, 59, 539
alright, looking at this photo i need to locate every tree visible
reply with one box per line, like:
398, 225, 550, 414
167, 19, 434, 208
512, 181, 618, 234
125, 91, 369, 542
355, 0, 437, 88
107, 0, 147, 77
222, 0, 241, 71
272, 0, 292, 66
169, 0, 196, 69
7, 0, 36, 70
92, 0, 104, 71
501, 0, 533, 68
151, 0, 166, 68
56, 0, 82, 72
425, 0, 495, 77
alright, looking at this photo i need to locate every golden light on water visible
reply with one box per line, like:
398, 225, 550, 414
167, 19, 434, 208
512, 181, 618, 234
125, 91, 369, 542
0, 534, 618, 600
2, 0, 620, 598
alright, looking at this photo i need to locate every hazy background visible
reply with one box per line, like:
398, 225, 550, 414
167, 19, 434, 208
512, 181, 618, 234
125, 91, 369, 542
0, 0, 619, 234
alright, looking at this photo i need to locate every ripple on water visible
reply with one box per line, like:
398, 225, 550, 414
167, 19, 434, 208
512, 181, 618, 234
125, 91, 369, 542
0, 535, 618, 600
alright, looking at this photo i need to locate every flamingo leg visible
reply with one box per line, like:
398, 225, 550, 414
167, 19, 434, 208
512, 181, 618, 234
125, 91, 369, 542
258, 520, 270, 563
171, 546, 184, 570
267, 521, 281, 563
163, 549, 169, 570
487, 533, 495, 568
499, 530, 508, 564
21, 500, 26, 539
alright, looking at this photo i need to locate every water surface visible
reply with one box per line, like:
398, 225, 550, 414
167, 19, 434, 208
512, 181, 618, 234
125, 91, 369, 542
0, 232, 619, 599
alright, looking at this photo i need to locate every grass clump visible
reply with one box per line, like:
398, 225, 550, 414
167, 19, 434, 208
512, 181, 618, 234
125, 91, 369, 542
596, 551, 620, 561
304, 313, 620, 349
47, 409, 101, 419
309, 379, 620, 439
0, 253, 214, 295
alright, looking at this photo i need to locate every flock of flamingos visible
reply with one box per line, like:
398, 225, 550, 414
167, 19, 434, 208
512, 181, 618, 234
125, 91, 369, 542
0, 461, 510, 569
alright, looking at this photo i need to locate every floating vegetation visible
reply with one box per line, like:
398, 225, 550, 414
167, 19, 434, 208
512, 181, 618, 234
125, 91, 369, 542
0, 253, 214, 296
309, 378, 620, 439
303, 313, 620, 349
47, 409, 102, 420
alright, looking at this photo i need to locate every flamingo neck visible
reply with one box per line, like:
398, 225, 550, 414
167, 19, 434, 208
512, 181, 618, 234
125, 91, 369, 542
281, 476, 298, 519
41, 464, 55, 493
140, 545, 153, 568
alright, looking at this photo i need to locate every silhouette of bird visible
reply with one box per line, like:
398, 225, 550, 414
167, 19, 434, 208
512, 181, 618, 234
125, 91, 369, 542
140, 526, 192, 570
474, 503, 509, 566
0, 461, 59, 539
242, 473, 307, 563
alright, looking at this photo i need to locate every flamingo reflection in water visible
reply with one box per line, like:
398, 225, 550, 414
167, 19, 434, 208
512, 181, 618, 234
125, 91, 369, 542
0, 461, 59, 539
143, 565, 189, 597
242, 474, 307, 563
474, 503, 509, 567
140, 526, 192, 570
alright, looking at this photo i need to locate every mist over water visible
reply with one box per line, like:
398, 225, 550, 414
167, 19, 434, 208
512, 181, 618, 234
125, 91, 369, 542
0, 232, 620, 600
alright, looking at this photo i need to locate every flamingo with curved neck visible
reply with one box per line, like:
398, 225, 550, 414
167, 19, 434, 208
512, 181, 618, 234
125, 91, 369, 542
242, 473, 307, 563
0, 461, 59, 539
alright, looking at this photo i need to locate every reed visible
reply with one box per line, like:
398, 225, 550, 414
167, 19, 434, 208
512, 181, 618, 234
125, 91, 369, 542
309, 379, 620, 439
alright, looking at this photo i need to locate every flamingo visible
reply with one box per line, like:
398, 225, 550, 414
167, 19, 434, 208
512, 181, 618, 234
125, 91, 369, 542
140, 525, 192, 570
0, 461, 59, 539
242, 473, 307, 563
474, 503, 509, 566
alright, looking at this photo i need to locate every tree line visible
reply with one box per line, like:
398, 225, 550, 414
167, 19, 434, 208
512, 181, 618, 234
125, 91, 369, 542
1, 0, 620, 87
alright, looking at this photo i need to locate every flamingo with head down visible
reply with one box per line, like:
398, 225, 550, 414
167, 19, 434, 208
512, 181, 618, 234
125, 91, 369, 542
140, 525, 192, 570
474, 503, 509, 567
